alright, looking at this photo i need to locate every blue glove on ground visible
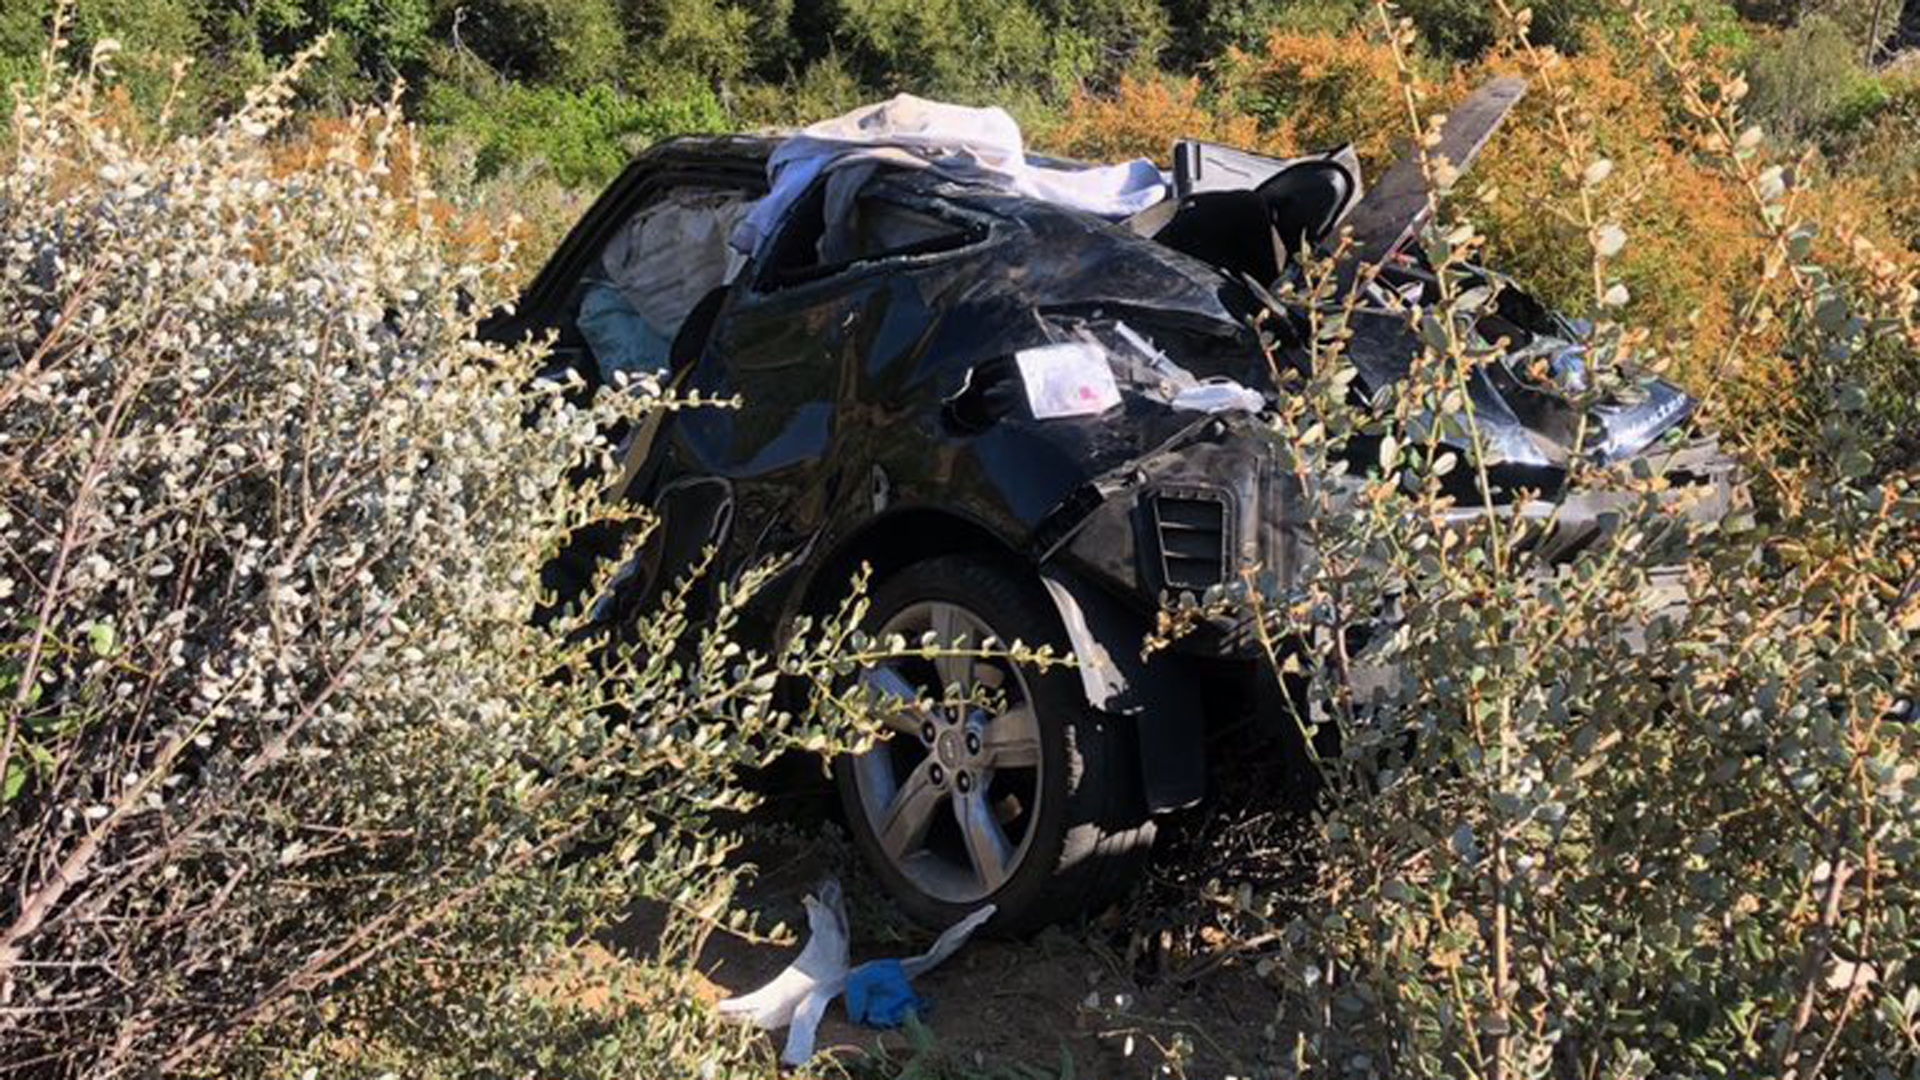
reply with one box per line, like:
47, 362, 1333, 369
843, 958, 927, 1027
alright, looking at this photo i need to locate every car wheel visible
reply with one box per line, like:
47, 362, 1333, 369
834, 555, 1155, 933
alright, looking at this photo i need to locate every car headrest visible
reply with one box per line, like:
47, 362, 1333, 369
1138, 158, 1359, 286
1255, 159, 1356, 255
1148, 190, 1287, 286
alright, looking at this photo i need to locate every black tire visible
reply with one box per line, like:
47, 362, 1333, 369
833, 555, 1155, 934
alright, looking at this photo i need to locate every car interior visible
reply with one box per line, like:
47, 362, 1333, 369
1139, 157, 1358, 286
567, 148, 1357, 392
572, 187, 754, 386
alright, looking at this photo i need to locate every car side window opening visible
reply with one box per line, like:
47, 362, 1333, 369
576, 187, 752, 386
755, 173, 980, 288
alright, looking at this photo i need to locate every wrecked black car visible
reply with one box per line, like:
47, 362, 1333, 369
484, 81, 1737, 932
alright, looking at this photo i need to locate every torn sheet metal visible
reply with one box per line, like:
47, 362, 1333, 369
716, 880, 995, 1066
1337, 75, 1527, 280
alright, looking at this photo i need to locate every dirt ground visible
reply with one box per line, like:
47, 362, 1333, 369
603, 736, 1316, 1078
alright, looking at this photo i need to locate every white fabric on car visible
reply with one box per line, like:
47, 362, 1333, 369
732, 94, 1168, 258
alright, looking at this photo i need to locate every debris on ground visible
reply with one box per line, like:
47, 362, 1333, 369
717, 878, 995, 1065
843, 959, 924, 1027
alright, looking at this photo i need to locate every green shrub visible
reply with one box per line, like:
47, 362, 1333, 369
1168, 11, 1920, 1076
731, 50, 871, 129
832, 0, 1060, 98
1162, 0, 1366, 69
628, 0, 760, 84
422, 77, 728, 187
0, 54, 889, 1077
1829, 73, 1895, 134
1215, 29, 1410, 169
1032, 0, 1173, 85
7, 3, 1920, 1077
0, 4, 49, 113
1743, 15, 1881, 143
436, 0, 626, 86
1, 0, 214, 120
0, 0, 449, 120
1645, 0, 1752, 49
1253, 270, 1920, 1074
1397, 0, 1604, 58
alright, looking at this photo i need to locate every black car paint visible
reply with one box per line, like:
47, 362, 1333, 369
485, 131, 1724, 815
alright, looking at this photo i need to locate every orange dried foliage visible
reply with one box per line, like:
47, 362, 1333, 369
1047, 28, 1909, 434
1820, 174, 1920, 279
1465, 40, 1781, 390
270, 115, 529, 275
1218, 30, 1418, 171
1043, 75, 1267, 164
1004, 27, 1920, 443
1045, 32, 1417, 168
13, 86, 159, 199
1468, 35, 1913, 435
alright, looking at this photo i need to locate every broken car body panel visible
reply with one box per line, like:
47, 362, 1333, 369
488, 83, 1734, 816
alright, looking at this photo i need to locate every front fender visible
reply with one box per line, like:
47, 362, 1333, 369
1038, 565, 1206, 813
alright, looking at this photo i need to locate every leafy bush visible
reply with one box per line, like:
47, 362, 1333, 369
833, 0, 1061, 98
1218, 28, 1412, 169
1155, 9, 1920, 1075
442, 0, 627, 87
1256, 244, 1920, 1074
1055, 16, 1918, 442
1044, 72, 1267, 162
1465, 33, 1789, 401
730, 51, 871, 130
1032, 0, 1174, 85
0, 55, 894, 1077
1162, 0, 1368, 69
1, 0, 210, 120
1045, 27, 1412, 168
1818, 72, 1920, 263
1396, 0, 1603, 58
626, 0, 762, 84
6, 2, 1919, 1077
1743, 15, 1883, 144
1, 0, 447, 120
421, 76, 726, 187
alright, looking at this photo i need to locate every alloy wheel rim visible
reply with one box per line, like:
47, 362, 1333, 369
848, 600, 1044, 904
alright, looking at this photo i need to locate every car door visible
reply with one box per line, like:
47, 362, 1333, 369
479, 139, 769, 396
504, 142, 767, 625
659, 175, 990, 622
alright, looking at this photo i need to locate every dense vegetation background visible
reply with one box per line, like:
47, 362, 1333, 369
2, 0, 1918, 1077
9, 0, 1920, 402
4, 0, 1917, 210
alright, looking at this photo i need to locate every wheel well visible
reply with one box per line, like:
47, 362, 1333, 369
799, 509, 1024, 619
801, 509, 1209, 815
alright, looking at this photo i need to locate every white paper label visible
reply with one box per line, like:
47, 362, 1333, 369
1015, 342, 1121, 419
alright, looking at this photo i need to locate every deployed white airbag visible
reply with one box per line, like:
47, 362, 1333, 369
599, 189, 751, 339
